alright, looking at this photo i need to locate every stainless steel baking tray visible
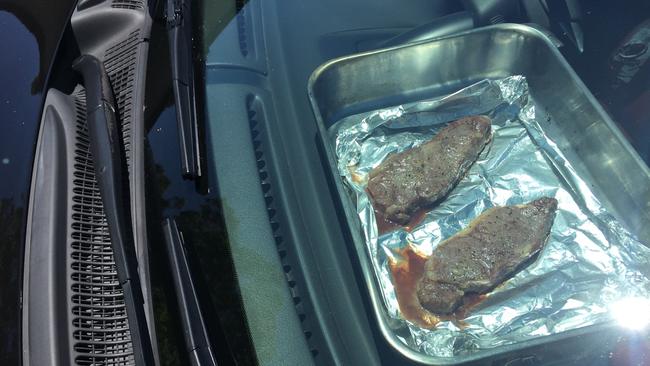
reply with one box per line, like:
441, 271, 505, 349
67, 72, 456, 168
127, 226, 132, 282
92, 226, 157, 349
308, 24, 650, 364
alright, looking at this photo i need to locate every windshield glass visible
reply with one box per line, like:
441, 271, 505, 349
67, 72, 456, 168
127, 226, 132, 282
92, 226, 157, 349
158, 0, 650, 364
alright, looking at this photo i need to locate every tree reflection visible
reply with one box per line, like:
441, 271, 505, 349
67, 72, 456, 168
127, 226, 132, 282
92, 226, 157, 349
146, 146, 255, 365
0, 199, 24, 365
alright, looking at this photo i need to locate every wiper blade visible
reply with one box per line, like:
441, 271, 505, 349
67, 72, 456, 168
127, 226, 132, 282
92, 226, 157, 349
166, 0, 202, 178
162, 218, 217, 366
73, 55, 155, 366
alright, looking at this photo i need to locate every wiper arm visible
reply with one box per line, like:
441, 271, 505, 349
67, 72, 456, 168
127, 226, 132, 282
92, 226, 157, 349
162, 218, 217, 366
73, 55, 155, 366
166, 0, 202, 178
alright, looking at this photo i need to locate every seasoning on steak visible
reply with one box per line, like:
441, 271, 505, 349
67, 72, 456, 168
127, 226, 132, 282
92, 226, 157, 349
417, 197, 558, 314
367, 116, 492, 226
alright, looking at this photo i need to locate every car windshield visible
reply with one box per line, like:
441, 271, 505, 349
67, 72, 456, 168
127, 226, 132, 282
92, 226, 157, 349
6, 0, 649, 365
143, 0, 650, 364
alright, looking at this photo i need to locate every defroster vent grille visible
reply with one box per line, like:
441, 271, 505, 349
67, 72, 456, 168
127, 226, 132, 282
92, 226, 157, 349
104, 30, 139, 167
71, 90, 135, 366
111, 0, 144, 10
236, 0, 248, 57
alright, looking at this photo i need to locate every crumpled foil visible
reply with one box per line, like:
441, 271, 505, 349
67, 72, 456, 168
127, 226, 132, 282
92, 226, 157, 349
329, 76, 650, 357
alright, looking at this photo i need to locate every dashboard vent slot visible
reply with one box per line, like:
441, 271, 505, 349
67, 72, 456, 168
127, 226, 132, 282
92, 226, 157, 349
236, 0, 249, 57
71, 90, 136, 366
111, 0, 144, 10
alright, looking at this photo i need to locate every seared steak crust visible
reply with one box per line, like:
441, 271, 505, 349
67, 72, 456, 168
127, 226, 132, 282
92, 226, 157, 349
367, 116, 492, 225
417, 197, 558, 314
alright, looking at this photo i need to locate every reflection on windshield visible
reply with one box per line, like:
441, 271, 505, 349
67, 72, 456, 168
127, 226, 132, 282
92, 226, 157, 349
144, 1, 256, 363
0, 2, 74, 93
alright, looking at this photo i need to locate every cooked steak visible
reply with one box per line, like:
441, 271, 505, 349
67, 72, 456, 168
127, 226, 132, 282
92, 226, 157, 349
367, 116, 491, 225
417, 197, 558, 314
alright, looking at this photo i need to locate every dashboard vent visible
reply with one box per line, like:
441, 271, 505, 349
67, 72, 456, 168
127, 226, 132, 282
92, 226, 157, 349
71, 90, 135, 366
111, 0, 144, 10
246, 94, 320, 359
236, 0, 248, 57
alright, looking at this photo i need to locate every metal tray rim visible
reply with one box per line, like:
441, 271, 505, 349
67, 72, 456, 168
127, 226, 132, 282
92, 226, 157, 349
307, 23, 643, 365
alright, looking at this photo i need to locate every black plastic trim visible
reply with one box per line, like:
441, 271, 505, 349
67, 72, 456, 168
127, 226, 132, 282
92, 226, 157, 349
73, 54, 154, 366
71, 1, 158, 360
22, 99, 71, 366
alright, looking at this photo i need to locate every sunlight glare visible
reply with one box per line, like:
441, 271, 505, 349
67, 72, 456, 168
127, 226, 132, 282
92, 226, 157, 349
611, 297, 650, 330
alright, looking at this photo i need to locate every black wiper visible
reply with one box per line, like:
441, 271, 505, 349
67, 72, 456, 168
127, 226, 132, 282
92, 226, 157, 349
72, 55, 155, 366
162, 218, 217, 366
166, 0, 201, 178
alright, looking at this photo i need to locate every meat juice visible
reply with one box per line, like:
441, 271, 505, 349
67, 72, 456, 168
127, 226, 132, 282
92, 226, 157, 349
389, 246, 485, 328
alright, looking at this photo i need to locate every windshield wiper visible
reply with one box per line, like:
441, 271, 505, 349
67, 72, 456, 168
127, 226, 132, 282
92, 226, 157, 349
163, 218, 217, 366
166, 0, 201, 178
73, 55, 155, 366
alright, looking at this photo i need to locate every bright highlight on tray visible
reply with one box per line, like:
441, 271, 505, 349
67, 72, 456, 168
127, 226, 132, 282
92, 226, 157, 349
611, 297, 650, 331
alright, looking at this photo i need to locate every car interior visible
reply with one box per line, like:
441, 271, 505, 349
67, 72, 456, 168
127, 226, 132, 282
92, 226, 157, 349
16, 0, 650, 365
